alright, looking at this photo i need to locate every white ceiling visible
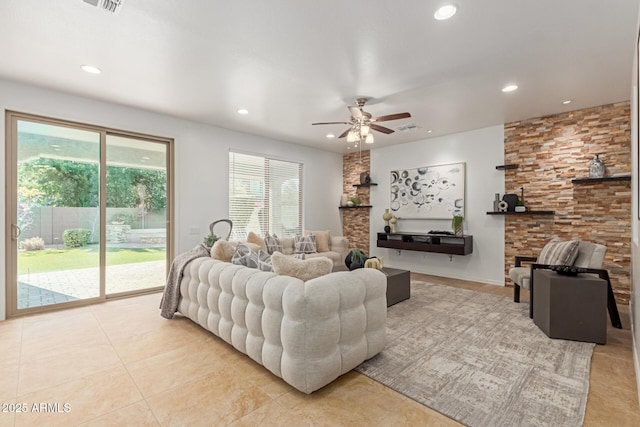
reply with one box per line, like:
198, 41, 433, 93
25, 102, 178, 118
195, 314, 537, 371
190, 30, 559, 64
1, 0, 638, 153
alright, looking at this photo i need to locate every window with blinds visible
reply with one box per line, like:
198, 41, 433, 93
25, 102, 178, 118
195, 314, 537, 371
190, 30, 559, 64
228, 151, 302, 240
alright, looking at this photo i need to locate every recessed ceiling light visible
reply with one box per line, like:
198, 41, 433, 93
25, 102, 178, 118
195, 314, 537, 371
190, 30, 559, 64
80, 64, 101, 74
562, 99, 572, 105
237, 108, 249, 115
141, 156, 150, 160
326, 133, 335, 139
502, 84, 518, 93
50, 144, 61, 148
434, 4, 457, 20
427, 129, 433, 134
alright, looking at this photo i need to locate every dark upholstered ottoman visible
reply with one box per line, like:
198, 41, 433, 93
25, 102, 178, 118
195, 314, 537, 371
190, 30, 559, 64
533, 269, 607, 344
381, 267, 410, 307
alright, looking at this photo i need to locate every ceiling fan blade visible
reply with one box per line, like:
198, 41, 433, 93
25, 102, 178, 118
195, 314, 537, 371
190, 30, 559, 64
348, 106, 363, 119
372, 112, 411, 122
371, 123, 395, 134
338, 128, 351, 138
312, 121, 350, 125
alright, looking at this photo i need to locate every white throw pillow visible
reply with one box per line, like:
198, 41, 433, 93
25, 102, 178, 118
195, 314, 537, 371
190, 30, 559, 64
271, 252, 332, 281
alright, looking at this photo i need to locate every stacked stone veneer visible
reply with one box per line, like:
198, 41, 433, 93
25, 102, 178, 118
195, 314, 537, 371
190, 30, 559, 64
504, 102, 631, 303
342, 150, 372, 253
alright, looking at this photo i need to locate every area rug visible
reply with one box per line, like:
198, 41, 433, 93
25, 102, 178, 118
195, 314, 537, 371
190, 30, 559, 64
356, 281, 594, 427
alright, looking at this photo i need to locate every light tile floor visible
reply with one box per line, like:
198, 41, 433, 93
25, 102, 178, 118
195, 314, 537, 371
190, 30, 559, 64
0, 273, 638, 426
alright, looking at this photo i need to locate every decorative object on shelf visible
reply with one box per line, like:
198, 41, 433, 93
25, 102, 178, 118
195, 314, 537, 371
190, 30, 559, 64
550, 265, 587, 277
390, 162, 465, 219
493, 193, 501, 212
359, 171, 371, 184
498, 200, 509, 212
451, 215, 464, 236
209, 219, 233, 240
347, 200, 355, 207
502, 193, 519, 212
588, 154, 605, 178
382, 208, 392, 232
345, 249, 367, 270
340, 194, 348, 207
364, 257, 383, 270
515, 187, 526, 212
389, 215, 398, 233
349, 196, 361, 207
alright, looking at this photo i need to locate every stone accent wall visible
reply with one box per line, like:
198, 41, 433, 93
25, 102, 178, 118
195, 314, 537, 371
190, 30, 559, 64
342, 150, 372, 253
504, 102, 631, 303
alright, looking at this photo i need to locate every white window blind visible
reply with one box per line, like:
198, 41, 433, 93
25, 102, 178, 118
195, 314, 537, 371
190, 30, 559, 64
229, 152, 302, 240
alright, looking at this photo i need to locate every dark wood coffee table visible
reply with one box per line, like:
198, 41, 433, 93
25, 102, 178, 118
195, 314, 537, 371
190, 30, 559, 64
381, 267, 410, 306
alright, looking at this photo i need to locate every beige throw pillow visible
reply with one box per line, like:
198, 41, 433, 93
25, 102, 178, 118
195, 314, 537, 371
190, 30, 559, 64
305, 230, 331, 253
210, 240, 239, 262
247, 231, 268, 252
271, 252, 333, 281
537, 239, 580, 266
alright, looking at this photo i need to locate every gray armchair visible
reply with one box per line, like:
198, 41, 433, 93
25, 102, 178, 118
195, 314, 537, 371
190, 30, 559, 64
508, 240, 621, 328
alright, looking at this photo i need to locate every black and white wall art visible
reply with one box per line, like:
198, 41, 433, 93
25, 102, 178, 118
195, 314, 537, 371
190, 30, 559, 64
390, 162, 465, 219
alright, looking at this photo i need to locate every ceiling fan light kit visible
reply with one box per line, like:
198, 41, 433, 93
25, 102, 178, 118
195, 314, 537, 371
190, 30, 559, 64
312, 97, 411, 147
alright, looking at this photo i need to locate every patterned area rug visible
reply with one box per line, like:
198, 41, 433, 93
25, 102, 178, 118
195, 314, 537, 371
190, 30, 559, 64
356, 281, 594, 427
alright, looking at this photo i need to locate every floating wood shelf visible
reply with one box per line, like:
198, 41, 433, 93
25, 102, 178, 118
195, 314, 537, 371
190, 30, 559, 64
353, 183, 378, 187
377, 232, 473, 256
486, 211, 555, 215
495, 164, 518, 170
571, 176, 631, 184
339, 205, 373, 209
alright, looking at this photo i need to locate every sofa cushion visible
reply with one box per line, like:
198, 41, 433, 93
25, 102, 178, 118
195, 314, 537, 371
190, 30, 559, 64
294, 234, 317, 254
305, 230, 331, 253
537, 239, 580, 266
306, 251, 341, 266
247, 231, 268, 252
231, 243, 273, 272
271, 252, 332, 281
210, 240, 239, 262
264, 233, 283, 254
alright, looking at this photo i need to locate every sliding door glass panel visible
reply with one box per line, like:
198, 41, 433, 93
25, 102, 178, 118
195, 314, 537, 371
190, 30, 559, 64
105, 134, 167, 295
16, 120, 101, 309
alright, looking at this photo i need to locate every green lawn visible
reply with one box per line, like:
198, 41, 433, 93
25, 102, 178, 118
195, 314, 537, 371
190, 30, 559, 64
18, 245, 166, 274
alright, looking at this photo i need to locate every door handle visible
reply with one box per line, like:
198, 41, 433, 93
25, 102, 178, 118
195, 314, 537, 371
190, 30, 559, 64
12, 224, 21, 240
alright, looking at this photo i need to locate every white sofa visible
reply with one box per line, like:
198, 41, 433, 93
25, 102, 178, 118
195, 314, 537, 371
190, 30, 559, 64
270, 235, 349, 270
176, 257, 387, 393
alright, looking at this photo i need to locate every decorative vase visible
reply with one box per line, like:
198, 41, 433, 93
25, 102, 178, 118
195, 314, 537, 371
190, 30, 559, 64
389, 216, 397, 233
515, 205, 526, 212
589, 154, 605, 178
359, 172, 371, 184
452, 218, 463, 236
347, 201, 355, 207
384, 225, 391, 233
493, 193, 501, 212
340, 194, 348, 206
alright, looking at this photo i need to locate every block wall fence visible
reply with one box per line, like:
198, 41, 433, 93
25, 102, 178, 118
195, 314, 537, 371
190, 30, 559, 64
342, 102, 632, 303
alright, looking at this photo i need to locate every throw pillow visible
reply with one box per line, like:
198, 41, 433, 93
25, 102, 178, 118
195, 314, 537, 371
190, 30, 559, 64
247, 231, 268, 252
537, 239, 580, 266
294, 234, 317, 254
271, 252, 332, 281
232, 243, 259, 268
257, 250, 273, 272
210, 240, 239, 262
304, 230, 331, 253
264, 233, 283, 254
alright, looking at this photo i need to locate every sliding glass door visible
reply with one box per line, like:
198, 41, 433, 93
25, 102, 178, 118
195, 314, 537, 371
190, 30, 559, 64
5, 112, 173, 316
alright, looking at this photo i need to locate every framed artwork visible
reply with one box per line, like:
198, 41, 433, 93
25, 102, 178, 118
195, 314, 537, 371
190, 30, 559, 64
390, 162, 465, 219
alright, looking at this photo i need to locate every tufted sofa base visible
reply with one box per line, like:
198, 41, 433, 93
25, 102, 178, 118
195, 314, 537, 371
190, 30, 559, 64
177, 257, 387, 394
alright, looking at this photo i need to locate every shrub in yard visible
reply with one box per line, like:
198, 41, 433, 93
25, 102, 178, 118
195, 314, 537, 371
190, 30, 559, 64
21, 236, 45, 251
62, 228, 91, 248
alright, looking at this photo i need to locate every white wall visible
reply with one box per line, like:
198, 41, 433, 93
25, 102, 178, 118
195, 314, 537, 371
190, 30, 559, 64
0, 79, 343, 320
630, 9, 640, 404
370, 125, 505, 285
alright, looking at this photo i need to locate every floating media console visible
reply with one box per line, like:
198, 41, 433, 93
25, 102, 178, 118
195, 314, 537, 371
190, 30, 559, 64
376, 232, 473, 255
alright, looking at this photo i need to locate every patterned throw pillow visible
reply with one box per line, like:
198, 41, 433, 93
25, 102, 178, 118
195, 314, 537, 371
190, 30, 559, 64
537, 239, 580, 266
264, 233, 283, 254
304, 230, 331, 253
294, 234, 317, 254
231, 243, 273, 272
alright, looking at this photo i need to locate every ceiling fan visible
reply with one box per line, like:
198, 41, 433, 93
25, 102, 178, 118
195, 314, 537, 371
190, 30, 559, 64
312, 98, 411, 144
